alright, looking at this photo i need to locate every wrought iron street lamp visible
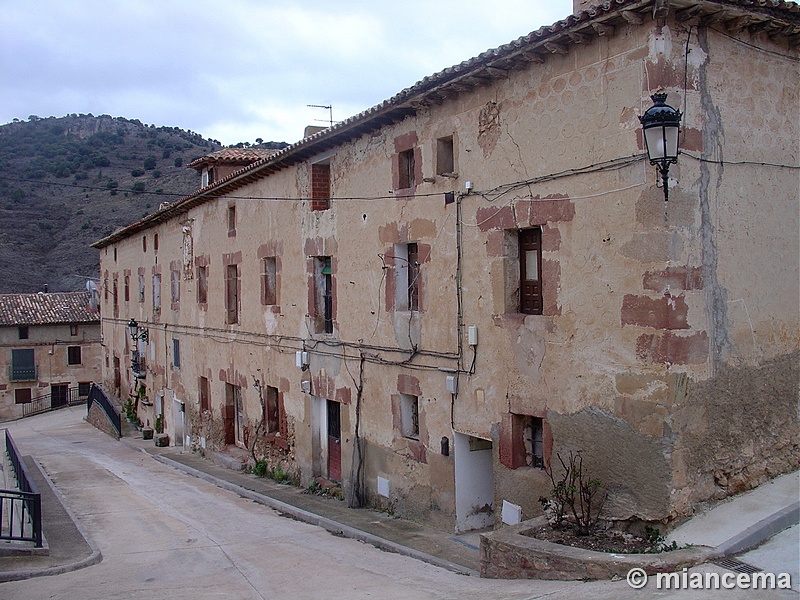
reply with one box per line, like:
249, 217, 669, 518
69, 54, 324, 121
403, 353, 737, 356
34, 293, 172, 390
127, 318, 148, 343
639, 92, 682, 202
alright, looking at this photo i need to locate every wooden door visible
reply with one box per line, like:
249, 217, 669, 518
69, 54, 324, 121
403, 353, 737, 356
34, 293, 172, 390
326, 400, 341, 482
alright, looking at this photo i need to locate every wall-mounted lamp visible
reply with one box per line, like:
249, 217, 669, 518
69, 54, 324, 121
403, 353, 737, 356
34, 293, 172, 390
639, 92, 682, 202
127, 318, 148, 343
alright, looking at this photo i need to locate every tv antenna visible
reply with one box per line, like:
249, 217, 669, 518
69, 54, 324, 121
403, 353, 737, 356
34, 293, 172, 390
307, 104, 337, 128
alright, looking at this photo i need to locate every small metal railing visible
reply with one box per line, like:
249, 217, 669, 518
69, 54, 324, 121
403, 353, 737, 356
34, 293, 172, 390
87, 383, 121, 438
21, 385, 89, 418
7, 364, 38, 382
1, 429, 43, 547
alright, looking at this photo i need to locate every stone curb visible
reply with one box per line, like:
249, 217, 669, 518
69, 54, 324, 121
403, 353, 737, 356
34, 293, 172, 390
480, 516, 716, 580
713, 501, 800, 557
138, 448, 478, 577
0, 459, 102, 583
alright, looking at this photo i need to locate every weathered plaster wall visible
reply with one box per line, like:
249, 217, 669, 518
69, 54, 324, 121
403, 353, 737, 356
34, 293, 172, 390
96, 9, 799, 532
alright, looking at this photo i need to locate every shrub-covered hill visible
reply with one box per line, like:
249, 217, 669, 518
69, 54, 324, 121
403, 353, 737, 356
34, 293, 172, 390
0, 114, 223, 293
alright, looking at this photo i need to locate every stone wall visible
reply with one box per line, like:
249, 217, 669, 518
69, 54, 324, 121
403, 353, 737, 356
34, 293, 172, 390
86, 403, 119, 439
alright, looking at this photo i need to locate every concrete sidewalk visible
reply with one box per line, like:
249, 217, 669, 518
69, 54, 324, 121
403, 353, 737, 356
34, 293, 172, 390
2, 417, 797, 582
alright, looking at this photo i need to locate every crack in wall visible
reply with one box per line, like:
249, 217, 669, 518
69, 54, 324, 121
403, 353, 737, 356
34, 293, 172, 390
696, 27, 730, 373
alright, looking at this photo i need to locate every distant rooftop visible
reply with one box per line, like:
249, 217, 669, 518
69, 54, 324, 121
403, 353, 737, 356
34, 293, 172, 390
0, 292, 100, 326
187, 148, 282, 170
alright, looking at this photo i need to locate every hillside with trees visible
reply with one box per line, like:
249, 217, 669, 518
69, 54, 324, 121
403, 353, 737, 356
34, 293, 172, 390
0, 114, 228, 293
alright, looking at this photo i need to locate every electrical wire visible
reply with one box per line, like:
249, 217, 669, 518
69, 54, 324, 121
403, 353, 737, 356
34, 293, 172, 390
710, 26, 800, 63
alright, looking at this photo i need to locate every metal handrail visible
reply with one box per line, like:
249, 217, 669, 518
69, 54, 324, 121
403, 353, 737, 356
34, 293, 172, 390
21, 386, 88, 418
1, 429, 43, 547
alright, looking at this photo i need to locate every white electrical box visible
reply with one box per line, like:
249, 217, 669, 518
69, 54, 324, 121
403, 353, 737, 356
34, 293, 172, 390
295, 350, 309, 368
301, 379, 312, 394
502, 500, 523, 525
446, 374, 458, 394
468, 325, 478, 346
377, 476, 390, 498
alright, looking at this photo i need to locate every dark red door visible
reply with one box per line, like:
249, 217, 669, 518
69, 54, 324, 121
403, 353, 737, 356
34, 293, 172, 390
327, 400, 341, 482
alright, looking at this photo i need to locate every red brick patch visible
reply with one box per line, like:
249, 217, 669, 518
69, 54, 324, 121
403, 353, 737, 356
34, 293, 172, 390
636, 331, 709, 365
622, 294, 689, 330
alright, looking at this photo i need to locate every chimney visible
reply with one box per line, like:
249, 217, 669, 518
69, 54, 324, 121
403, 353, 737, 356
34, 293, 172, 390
304, 125, 327, 138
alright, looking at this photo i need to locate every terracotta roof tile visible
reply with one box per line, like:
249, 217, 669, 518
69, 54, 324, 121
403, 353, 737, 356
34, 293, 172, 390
186, 148, 279, 169
0, 292, 100, 327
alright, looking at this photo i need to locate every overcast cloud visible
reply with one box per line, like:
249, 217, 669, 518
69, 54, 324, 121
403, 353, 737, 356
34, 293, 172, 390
1, 1, 574, 145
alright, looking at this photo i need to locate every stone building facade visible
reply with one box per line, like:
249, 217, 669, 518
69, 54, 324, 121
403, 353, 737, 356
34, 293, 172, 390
93, 0, 799, 532
0, 292, 102, 420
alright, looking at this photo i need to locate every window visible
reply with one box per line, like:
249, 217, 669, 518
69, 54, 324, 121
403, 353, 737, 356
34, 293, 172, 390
398, 149, 415, 189
154, 233, 159, 252
142, 235, 147, 253
113, 277, 119, 317
523, 416, 544, 468
114, 247, 117, 262
153, 273, 161, 311
262, 257, 277, 305
227, 205, 236, 236
394, 243, 420, 311
399, 393, 419, 439
78, 382, 91, 397
11, 349, 36, 381
70, 324, 78, 336
18, 326, 29, 340
266, 385, 279, 433
519, 228, 543, 315
67, 346, 82, 365
14, 388, 32, 404
138, 274, 145, 303
172, 338, 181, 368
171, 268, 180, 303
311, 163, 331, 210
124, 276, 130, 302
436, 136, 455, 176
501, 413, 546, 469
199, 376, 210, 412
225, 264, 239, 324
197, 265, 208, 304
313, 257, 333, 333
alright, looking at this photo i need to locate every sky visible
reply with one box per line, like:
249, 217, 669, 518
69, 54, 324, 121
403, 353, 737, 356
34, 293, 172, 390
1, 1, 575, 146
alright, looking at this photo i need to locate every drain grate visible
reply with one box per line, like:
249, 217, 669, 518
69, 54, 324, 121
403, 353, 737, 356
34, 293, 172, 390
714, 557, 763, 574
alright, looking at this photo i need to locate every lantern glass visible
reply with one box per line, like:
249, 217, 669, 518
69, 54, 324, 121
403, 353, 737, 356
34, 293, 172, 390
644, 123, 680, 162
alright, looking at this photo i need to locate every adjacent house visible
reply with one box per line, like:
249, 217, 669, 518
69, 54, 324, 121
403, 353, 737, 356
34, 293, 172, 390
187, 147, 282, 189
92, 0, 799, 533
0, 292, 102, 420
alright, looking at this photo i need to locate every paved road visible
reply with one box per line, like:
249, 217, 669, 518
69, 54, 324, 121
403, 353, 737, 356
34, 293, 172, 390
1, 408, 795, 599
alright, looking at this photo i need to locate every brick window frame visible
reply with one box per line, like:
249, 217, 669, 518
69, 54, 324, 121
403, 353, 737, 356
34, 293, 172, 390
519, 228, 543, 315
393, 132, 420, 194
223, 252, 242, 325
499, 412, 551, 470
262, 257, 278, 306
311, 256, 334, 334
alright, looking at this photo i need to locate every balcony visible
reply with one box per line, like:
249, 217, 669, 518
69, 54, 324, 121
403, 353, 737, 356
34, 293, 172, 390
7, 365, 38, 382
